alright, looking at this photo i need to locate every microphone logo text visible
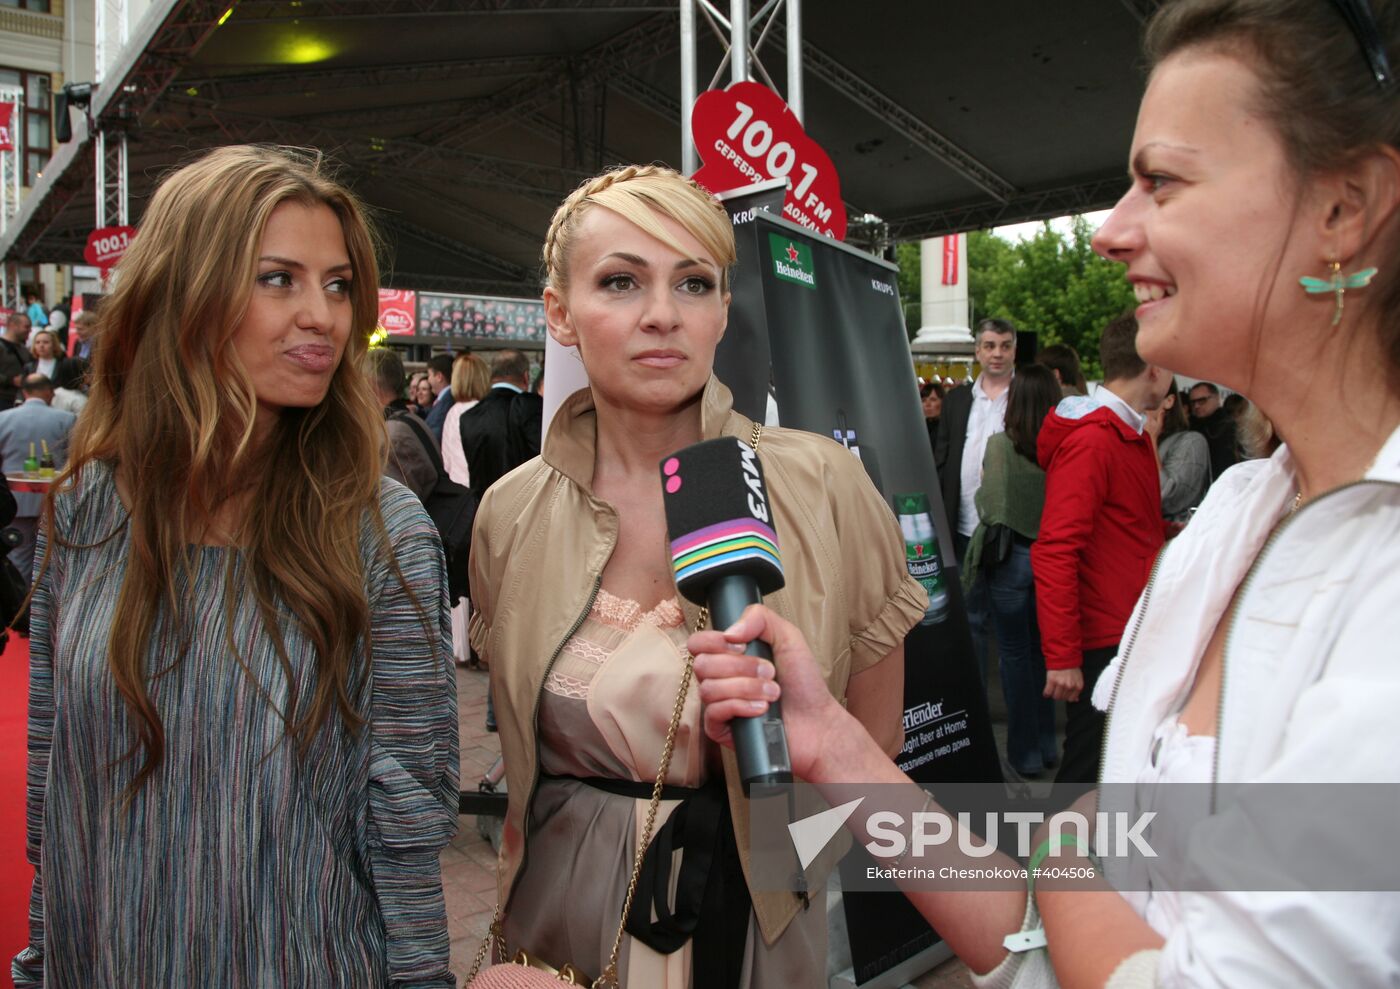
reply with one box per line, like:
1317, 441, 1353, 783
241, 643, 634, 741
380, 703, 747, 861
738, 443, 770, 523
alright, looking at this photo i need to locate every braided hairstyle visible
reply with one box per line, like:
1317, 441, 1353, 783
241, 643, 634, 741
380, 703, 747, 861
542, 164, 736, 294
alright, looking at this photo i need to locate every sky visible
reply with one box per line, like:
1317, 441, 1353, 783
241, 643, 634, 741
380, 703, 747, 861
991, 209, 1112, 242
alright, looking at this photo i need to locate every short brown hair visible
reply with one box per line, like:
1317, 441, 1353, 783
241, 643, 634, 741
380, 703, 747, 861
1036, 343, 1087, 394
491, 348, 530, 382
1099, 313, 1146, 382
365, 346, 405, 397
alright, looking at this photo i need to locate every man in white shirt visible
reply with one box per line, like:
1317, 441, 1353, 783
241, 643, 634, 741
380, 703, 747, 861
935, 318, 1017, 679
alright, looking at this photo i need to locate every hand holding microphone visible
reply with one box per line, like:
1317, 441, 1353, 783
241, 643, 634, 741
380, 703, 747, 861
687, 604, 855, 785
661, 437, 794, 794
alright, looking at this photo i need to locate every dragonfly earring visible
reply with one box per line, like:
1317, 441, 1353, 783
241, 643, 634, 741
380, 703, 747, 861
1299, 260, 1379, 327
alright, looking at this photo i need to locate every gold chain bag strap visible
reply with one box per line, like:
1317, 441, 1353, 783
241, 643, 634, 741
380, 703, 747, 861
464, 424, 761, 988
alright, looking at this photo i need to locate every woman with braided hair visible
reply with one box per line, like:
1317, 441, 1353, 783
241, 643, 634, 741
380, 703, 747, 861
467, 165, 925, 986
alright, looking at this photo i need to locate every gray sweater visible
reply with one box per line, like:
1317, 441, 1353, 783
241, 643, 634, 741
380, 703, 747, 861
1158, 429, 1211, 522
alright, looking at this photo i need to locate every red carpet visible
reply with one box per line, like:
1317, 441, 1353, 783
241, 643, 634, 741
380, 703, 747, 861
0, 634, 33, 989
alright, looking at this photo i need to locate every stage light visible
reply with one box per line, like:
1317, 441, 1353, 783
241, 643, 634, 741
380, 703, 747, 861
275, 34, 337, 64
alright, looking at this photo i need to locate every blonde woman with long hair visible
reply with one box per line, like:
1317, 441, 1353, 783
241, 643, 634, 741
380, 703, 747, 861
12, 146, 459, 988
468, 165, 922, 987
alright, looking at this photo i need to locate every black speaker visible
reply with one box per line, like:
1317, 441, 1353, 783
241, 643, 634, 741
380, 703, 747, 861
1015, 329, 1039, 364
53, 91, 71, 143
53, 82, 92, 145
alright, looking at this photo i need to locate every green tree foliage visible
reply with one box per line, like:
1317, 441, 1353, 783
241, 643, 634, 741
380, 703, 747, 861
895, 240, 922, 340
896, 219, 1137, 378
966, 230, 1013, 329
968, 218, 1137, 379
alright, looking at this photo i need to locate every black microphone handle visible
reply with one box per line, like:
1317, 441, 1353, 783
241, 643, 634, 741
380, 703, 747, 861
706, 574, 794, 795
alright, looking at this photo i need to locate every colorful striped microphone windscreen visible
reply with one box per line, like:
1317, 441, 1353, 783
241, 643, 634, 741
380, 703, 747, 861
660, 437, 786, 605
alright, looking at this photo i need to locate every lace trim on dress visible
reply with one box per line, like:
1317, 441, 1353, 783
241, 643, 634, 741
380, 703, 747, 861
561, 636, 611, 667
542, 590, 686, 699
590, 588, 684, 632
545, 671, 591, 700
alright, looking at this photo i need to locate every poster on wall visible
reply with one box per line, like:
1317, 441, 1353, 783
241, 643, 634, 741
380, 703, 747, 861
416, 292, 548, 345
378, 289, 417, 336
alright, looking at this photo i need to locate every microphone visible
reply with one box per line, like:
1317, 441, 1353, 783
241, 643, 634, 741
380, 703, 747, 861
661, 437, 793, 795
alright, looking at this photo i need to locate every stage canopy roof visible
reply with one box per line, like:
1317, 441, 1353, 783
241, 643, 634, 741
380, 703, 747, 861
2, 0, 1156, 297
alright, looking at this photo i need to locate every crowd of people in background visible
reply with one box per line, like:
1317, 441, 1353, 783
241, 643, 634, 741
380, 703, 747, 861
924, 313, 1266, 783
0, 296, 90, 598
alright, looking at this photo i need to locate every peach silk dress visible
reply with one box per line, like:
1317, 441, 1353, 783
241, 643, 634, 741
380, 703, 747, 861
501, 589, 825, 987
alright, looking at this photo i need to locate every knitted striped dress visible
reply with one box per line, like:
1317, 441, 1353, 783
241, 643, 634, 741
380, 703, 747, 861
11, 464, 459, 988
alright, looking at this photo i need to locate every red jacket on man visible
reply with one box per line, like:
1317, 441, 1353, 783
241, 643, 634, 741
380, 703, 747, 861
1031, 396, 1164, 671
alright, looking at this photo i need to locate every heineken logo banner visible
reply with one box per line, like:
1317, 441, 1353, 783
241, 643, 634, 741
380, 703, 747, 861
769, 234, 816, 288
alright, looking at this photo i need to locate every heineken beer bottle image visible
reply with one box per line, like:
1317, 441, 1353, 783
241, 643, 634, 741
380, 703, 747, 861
894, 492, 950, 625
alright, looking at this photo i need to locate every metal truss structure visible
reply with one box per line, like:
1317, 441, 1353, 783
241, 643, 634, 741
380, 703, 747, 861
679, 0, 803, 173
680, 1, 1018, 214
176, 54, 558, 103
94, 129, 129, 229
380, 217, 535, 287
1118, 0, 1162, 24
0, 0, 1147, 289
783, 39, 1015, 203
231, 0, 672, 20
153, 97, 593, 202
406, 12, 679, 153
3, 0, 230, 259
886, 175, 1130, 242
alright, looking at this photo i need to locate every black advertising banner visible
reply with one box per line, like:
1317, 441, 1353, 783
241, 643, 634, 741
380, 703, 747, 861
722, 209, 1002, 985
712, 179, 786, 421
750, 211, 1000, 786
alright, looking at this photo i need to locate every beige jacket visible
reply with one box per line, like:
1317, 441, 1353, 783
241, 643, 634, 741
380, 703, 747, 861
468, 376, 926, 944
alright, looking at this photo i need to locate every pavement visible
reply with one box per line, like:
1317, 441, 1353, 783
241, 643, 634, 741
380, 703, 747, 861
446, 663, 978, 987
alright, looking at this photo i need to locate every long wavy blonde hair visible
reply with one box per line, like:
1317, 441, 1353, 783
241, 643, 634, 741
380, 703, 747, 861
49, 145, 395, 794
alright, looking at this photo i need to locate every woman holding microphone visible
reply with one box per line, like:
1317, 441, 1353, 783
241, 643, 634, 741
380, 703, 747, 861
693, 0, 1400, 984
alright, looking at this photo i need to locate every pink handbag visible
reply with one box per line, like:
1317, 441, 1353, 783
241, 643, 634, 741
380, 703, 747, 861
465, 958, 589, 987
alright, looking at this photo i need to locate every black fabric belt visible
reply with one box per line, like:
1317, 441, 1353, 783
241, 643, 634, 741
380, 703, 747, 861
542, 773, 750, 989
541, 773, 700, 802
